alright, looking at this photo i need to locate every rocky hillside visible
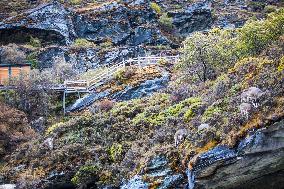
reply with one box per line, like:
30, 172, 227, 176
0, 0, 283, 189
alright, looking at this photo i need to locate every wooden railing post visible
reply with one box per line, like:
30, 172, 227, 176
63, 90, 66, 115
138, 56, 141, 69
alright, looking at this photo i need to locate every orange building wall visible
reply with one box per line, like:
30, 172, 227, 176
0, 67, 9, 85
0, 66, 31, 85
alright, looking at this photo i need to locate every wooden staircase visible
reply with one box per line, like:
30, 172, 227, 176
62, 55, 179, 114
64, 55, 179, 93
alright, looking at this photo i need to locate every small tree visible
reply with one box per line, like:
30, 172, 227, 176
159, 13, 173, 30
52, 56, 77, 83
180, 28, 238, 83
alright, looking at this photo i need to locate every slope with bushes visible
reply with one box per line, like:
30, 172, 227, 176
1, 9, 283, 188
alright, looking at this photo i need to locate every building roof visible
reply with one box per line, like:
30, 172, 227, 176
0, 63, 31, 67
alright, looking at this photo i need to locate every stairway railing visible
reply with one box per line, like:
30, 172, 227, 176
64, 55, 179, 92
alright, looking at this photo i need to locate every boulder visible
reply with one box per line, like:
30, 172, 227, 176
121, 156, 184, 189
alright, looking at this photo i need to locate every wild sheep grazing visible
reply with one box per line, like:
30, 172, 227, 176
198, 123, 210, 132
174, 129, 187, 147
241, 87, 264, 108
239, 102, 252, 119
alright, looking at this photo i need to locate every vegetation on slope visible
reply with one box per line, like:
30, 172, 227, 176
0, 8, 283, 189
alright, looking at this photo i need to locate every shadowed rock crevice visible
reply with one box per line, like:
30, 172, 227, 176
0, 27, 66, 46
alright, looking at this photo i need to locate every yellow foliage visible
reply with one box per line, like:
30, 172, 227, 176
278, 56, 284, 72
196, 140, 218, 154
238, 115, 262, 137
46, 122, 65, 135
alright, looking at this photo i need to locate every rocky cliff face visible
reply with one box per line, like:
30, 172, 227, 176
120, 119, 284, 189
190, 119, 284, 189
0, 0, 268, 71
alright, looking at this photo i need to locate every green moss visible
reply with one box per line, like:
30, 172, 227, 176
184, 109, 194, 122
132, 97, 202, 126
70, 0, 83, 5
229, 83, 242, 95
111, 98, 143, 118
73, 38, 93, 47
202, 106, 222, 122
114, 68, 126, 82
159, 13, 173, 29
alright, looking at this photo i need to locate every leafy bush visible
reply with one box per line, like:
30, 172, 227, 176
0, 44, 26, 64
28, 37, 41, 48
180, 9, 284, 83
27, 52, 38, 69
109, 143, 123, 162
150, 2, 161, 14
159, 13, 173, 29
180, 28, 238, 83
238, 9, 284, 55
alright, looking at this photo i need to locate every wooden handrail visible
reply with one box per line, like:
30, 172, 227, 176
64, 55, 179, 91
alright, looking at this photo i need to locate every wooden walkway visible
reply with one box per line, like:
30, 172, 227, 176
63, 55, 179, 114
64, 55, 179, 93
0, 55, 180, 114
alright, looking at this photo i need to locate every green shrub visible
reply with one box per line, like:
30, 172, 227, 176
202, 106, 222, 122
70, 0, 82, 5
181, 28, 239, 83
109, 143, 123, 162
159, 13, 173, 29
264, 5, 277, 13
150, 2, 161, 14
278, 56, 284, 72
29, 37, 41, 48
27, 52, 38, 69
71, 165, 98, 185
238, 9, 284, 55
